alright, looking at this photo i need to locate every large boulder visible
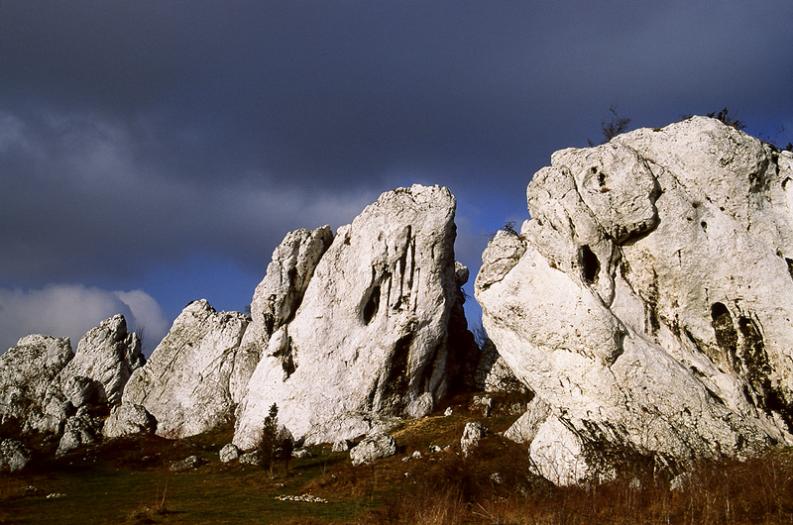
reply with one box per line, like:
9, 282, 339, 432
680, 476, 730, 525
102, 403, 156, 438
0, 335, 73, 433
234, 185, 466, 448
122, 300, 248, 438
231, 226, 333, 404
476, 117, 793, 485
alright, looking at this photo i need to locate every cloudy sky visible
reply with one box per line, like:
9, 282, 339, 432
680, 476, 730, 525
2, 1, 792, 353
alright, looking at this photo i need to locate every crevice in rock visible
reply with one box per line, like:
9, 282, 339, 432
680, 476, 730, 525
362, 285, 380, 325
711, 302, 738, 358
735, 315, 793, 431
644, 270, 660, 336
579, 245, 600, 285
379, 333, 413, 412
783, 256, 793, 282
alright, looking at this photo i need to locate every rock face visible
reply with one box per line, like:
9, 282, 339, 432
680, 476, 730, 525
0, 335, 72, 433
122, 300, 249, 438
232, 226, 333, 404
349, 433, 397, 466
52, 315, 144, 406
476, 117, 793, 485
234, 185, 465, 448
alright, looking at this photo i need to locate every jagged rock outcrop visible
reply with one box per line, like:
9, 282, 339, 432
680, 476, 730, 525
52, 315, 144, 406
0, 335, 73, 434
1, 315, 142, 440
33, 315, 144, 435
477, 117, 793, 485
122, 300, 248, 438
232, 226, 333, 404
234, 185, 465, 449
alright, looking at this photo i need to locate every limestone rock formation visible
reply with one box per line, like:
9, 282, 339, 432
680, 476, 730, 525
1, 316, 144, 442
51, 315, 144, 406
476, 117, 793, 485
122, 300, 249, 438
234, 185, 465, 448
232, 226, 333, 404
349, 433, 397, 466
102, 403, 156, 438
0, 335, 72, 434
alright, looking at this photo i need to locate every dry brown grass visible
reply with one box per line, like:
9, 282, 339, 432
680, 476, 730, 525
359, 447, 793, 525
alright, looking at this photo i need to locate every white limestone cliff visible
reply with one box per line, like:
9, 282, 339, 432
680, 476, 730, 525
121, 300, 248, 438
234, 184, 463, 449
477, 117, 793, 485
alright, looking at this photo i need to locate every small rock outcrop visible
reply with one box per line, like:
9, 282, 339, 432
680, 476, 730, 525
460, 422, 486, 458
234, 185, 468, 448
102, 403, 156, 438
122, 300, 249, 438
0, 438, 31, 472
169, 455, 206, 472
503, 397, 550, 445
349, 433, 397, 466
476, 117, 793, 485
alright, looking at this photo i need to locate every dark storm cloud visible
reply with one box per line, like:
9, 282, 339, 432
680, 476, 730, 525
2, 0, 793, 288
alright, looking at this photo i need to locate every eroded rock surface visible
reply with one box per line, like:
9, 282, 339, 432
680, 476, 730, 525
476, 117, 793, 485
0, 335, 72, 433
232, 226, 333, 403
234, 185, 465, 448
122, 300, 248, 438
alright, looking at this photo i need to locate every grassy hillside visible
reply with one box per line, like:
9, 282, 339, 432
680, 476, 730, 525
2, 393, 792, 524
